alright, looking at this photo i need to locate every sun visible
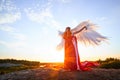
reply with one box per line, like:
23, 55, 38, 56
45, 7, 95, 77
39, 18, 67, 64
44, 50, 64, 63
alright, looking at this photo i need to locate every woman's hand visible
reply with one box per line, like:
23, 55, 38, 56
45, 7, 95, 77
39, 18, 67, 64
84, 26, 87, 30
73, 26, 87, 34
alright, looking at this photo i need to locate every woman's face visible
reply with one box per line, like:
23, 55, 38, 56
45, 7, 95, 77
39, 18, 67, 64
66, 27, 71, 32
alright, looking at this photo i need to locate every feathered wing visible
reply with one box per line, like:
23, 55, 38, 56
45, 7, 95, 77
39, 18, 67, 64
57, 20, 107, 50
56, 31, 64, 50
72, 20, 107, 46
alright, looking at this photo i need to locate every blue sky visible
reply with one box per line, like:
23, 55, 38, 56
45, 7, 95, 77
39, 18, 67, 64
0, 0, 120, 62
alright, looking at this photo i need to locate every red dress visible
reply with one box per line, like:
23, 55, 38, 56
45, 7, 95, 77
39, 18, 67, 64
63, 34, 99, 71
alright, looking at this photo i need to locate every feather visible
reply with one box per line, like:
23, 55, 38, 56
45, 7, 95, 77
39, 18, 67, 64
72, 20, 107, 46
56, 38, 64, 50
57, 20, 107, 50
56, 31, 64, 50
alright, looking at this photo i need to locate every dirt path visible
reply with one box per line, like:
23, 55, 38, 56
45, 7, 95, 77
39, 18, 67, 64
0, 68, 120, 80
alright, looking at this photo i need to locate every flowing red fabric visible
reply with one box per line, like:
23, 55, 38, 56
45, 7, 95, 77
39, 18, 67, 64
64, 36, 99, 71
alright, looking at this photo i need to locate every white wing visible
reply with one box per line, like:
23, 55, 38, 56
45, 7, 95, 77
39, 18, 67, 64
72, 20, 107, 46
56, 31, 64, 50
56, 38, 64, 50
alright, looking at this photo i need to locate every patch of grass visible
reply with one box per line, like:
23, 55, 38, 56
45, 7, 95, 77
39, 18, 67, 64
98, 58, 120, 69
100, 61, 120, 69
0, 59, 40, 66
0, 59, 40, 74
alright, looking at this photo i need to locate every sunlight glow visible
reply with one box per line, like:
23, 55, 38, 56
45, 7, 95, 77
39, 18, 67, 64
0, 0, 120, 62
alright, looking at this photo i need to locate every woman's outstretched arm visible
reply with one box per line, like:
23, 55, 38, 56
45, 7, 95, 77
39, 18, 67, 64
73, 26, 87, 34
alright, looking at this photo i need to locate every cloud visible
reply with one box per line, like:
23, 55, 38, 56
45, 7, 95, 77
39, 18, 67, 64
11, 33, 27, 41
0, 0, 18, 12
0, 12, 21, 24
0, 25, 27, 41
59, 0, 72, 3
24, 0, 61, 30
0, 25, 27, 49
0, 0, 26, 49
95, 17, 107, 21
70, 20, 79, 28
25, 7, 52, 23
0, 40, 26, 49
0, 0, 21, 24
49, 19, 61, 29
0, 25, 16, 32
0, 33, 27, 49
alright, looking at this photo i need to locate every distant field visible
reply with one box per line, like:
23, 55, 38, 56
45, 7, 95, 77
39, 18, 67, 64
0, 58, 120, 75
0, 59, 40, 74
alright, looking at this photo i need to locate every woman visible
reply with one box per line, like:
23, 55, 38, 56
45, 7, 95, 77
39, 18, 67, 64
57, 21, 107, 71
63, 26, 88, 71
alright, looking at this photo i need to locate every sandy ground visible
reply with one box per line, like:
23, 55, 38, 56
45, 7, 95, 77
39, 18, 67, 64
0, 68, 120, 80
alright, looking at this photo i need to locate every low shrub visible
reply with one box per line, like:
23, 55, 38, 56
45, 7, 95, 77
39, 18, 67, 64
98, 58, 120, 69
